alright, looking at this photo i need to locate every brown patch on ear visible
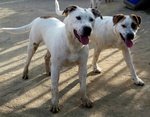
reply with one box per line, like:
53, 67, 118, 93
40, 16, 52, 19
130, 14, 141, 26
92, 9, 103, 19
113, 14, 126, 25
62, 5, 77, 16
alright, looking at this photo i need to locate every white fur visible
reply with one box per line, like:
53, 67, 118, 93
1, 3, 97, 112
55, 0, 144, 86
2, 23, 32, 34
91, 16, 144, 86
55, 0, 64, 16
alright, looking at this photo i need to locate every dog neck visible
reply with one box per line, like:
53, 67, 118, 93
113, 25, 120, 39
113, 25, 127, 48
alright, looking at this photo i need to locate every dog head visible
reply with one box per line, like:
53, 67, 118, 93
113, 14, 141, 48
63, 5, 102, 45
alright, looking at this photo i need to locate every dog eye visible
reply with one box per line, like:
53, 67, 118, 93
122, 24, 126, 28
89, 17, 94, 22
131, 23, 137, 30
76, 16, 81, 20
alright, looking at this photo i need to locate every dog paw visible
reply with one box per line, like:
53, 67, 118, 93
50, 105, 60, 113
81, 98, 93, 108
133, 78, 144, 86
93, 65, 102, 74
22, 74, 29, 80
93, 68, 102, 74
93, 69, 101, 74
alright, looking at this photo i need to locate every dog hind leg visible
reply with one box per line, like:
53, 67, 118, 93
92, 48, 102, 73
44, 50, 51, 76
50, 63, 60, 113
22, 36, 40, 80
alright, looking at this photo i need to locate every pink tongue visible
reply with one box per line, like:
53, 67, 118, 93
125, 40, 133, 48
80, 36, 89, 45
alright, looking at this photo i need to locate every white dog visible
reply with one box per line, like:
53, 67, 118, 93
91, 14, 144, 86
55, 1, 144, 86
2, 4, 102, 113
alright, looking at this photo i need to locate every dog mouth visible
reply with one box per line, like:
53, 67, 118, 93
120, 33, 133, 48
73, 29, 89, 45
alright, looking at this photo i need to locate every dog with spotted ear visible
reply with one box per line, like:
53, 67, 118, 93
1, 1, 102, 113
91, 13, 144, 86
55, 0, 103, 19
55, 0, 144, 86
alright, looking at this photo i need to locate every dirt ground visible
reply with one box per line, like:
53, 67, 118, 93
0, 0, 150, 117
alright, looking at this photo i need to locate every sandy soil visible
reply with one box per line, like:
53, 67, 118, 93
0, 0, 150, 117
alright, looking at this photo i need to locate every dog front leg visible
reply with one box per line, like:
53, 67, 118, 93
79, 50, 93, 108
79, 63, 93, 108
50, 63, 60, 113
122, 48, 144, 86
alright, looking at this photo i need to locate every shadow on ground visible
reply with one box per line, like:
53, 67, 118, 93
0, 0, 150, 117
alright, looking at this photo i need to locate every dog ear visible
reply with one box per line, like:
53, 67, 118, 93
62, 5, 77, 16
91, 9, 103, 19
113, 14, 125, 25
130, 14, 141, 26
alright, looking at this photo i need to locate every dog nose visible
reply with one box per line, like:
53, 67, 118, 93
83, 26, 92, 36
127, 33, 134, 40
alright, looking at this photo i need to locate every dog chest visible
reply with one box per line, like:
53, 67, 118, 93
61, 53, 79, 67
68, 53, 79, 63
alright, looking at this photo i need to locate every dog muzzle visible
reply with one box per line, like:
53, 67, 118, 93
120, 33, 133, 48
73, 29, 89, 45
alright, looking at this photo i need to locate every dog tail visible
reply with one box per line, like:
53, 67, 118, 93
90, 0, 102, 9
55, 0, 65, 16
90, 0, 95, 8
1, 22, 32, 34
